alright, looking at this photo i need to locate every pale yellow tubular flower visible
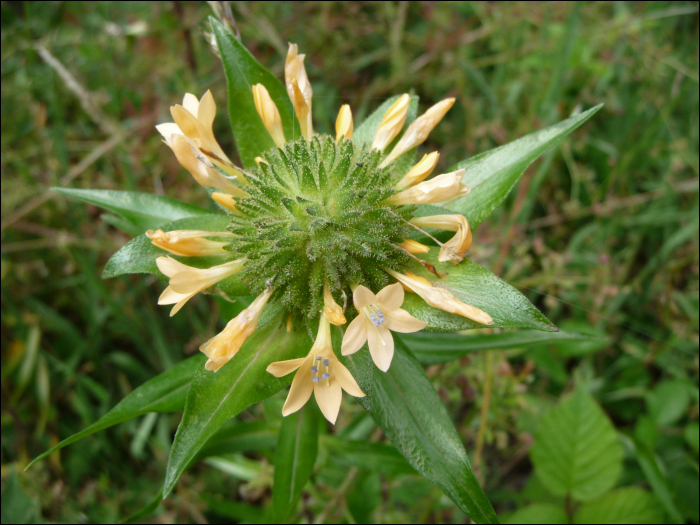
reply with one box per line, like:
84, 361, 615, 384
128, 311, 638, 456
155, 256, 245, 317
396, 239, 430, 254
146, 229, 234, 257
156, 257, 199, 316
252, 84, 286, 147
171, 135, 248, 198
323, 282, 346, 326
395, 152, 440, 190
410, 215, 472, 264
386, 170, 469, 206
200, 288, 274, 372
211, 192, 238, 212
169, 90, 231, 163
372, 94, 410, 151
285, 44, 313, 140
335, 104, 353, 142
380, 98, 455, 168
267, 314, 364, 424
342, 284, 426, 372
384, 268, 493, 325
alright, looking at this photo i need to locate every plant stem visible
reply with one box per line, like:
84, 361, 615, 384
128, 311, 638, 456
473, 350, 494, 478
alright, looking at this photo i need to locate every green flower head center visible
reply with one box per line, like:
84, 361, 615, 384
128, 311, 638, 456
227, 135, 414, 318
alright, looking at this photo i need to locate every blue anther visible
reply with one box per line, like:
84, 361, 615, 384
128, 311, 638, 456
369, 313, 377, 322
312, 376, 319, 383
323, 359, 330, 366
316, 356, 322, 361
311, 366, 318, 373
321, 373, 330, 380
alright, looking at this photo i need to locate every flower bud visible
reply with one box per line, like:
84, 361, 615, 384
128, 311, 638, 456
372, 94, 410, 151
335, 104, 353, 142
396, 239, 430, 254
386, 170, 469, 206
285, 44, 313, 139
253, 84, 286, 147
395, 152, 439, 190
147, 229, 233, 257
200, 288, 274, 371
323, 282, 346, 325
380, 98, 455, 168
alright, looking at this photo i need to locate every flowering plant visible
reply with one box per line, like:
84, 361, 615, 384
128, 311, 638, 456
27, 13, 601, 523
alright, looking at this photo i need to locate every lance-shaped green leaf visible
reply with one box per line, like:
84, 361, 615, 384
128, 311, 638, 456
353, 336, 498, 524
163, 315, 312, 497
52, 188, 214, 234
271, 403, 320, 522
25, 355, 203, 471
530, 387, 623, 502
434, 104, 603, 228
321, 436, 415, 477
211, 18, 298, 168
404, 329, 600, 365
102, 214, 250, 298
400, 250, 556, 332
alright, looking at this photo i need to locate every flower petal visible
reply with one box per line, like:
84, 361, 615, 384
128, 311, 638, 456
333, 360, 365, 398
197, 90, 217, 132
266, 357, 307, 377
376, 282, 404, 312
282, 360, 314, 417
155, 123, 183, 147
384, 308, 427, 333
341, 314, 367, 356
182, 93, 200, 116
353, 285, 376, 309
367, 323, 394, 372
314, 376, 342, 424
156, 256, 193, 278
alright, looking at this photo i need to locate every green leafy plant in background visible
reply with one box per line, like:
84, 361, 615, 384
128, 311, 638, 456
20, 9, 607, 524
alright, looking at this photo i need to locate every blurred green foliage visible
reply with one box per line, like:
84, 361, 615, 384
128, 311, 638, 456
1, 1, 698, 523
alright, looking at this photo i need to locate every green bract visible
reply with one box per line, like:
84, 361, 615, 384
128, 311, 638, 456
229, 136, 413, 318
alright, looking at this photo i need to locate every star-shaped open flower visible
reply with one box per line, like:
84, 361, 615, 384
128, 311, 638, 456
267, 314, 365, 424
341, 283, 427, 371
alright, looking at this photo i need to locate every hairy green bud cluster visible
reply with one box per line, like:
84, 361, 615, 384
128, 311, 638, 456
227, 135, 414, 318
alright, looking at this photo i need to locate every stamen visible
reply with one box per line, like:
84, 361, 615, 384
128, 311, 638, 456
312, 376, 319, 383
311, 366, 318, 373
321, 372, 330, 380
323, 359, 330, 366
316, 356, 322, 361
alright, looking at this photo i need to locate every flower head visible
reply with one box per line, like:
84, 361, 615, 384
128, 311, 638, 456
200, 288, 274, 371
267, 314, 365, 424
149, 42, 499, 386
341, 283, 426, 371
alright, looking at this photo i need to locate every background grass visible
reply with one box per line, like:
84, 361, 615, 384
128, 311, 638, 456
1, 1, 698, 523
